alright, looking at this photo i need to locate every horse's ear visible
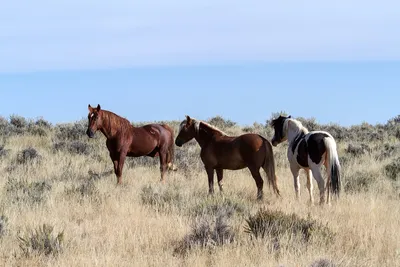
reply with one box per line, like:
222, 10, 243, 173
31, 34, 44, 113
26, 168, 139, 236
88, 104, 93, 112
288, 115, 291, 118
97, 104, 101, 111
185, 115, 192, 123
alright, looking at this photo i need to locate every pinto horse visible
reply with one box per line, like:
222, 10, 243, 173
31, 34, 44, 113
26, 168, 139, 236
271, 115, 341, 205
86, 104, 175, 184
175, 115, 280, 200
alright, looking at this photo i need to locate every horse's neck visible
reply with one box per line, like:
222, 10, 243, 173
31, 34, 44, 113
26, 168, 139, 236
194, 123, 222, 148
99, 111, 130, 139
287, 125, 308, 145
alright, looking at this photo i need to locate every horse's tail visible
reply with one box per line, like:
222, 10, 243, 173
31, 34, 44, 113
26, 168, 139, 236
162, 124, 177, 171
324, 136, 341, 196
261, 137, 280, 196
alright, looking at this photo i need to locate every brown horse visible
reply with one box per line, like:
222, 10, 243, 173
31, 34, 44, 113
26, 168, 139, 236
175, 115, 280, 200
86, 104, 175, 183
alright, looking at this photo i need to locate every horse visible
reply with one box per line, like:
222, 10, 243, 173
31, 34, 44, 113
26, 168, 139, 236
86, 104, 176, 184
175, 115, 280, 200
270, 115, 341, 205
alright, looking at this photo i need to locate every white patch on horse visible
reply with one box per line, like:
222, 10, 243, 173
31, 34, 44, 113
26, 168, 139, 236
90, 113, 95, 118
275, 117, 341, 204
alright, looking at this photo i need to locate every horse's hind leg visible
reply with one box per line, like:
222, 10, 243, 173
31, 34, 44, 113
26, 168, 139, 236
248, 166, 264, 200
290, 163, 301, 200
306, 169, 314, 204
216, 168, 224, 193
310, 163, 325, 205
324, 161, 331, 205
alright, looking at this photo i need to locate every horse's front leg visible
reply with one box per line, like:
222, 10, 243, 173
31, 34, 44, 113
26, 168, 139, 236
205, 166, 215, 195
216, 168, 224, 193
112, 152, 127, 185
159, 149, 168, 182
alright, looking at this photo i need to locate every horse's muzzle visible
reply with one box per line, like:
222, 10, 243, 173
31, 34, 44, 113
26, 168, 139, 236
271, 139, 278, 147
86, 129, 95, 138
175, 139, 183, 147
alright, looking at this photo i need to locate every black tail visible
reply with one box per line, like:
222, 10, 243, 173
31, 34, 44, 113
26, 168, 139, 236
261, 137, 280, 196
331, 157, 341, 196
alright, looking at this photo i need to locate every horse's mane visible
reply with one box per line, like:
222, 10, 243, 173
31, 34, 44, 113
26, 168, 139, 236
184, 118, 227, 136
200, 120, 227, 136
285, 118, 309, 136
101, 109, 133, 129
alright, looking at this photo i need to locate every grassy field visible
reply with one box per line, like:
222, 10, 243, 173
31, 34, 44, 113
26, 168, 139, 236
0, 115, 399, 266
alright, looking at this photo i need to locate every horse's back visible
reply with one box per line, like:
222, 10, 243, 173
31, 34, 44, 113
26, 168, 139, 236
207, 133, 267, 169
142, 123, 174, 147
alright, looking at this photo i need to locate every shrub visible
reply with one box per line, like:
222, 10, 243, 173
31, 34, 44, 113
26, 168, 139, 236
296, 117, 319, 131
190, 197, 245, 218
53, 141, 92, 155
345, 143, 370, 157
6, 179, 52, 205
378, 143, 400, 159
310, 258, 336, 267
18, 224, 64, 257
244, 208, 334, 244
35, 118, 52, 128
55, 121, 87, 141
10, 115, 27, 128
344, 171, 377, 193
207, 116, 236, 129
64, 179, 101, 204
174, 212, 235, 255
16, 147, 42, 165
384, 157, 400, 181
27, 125, 48, 137
0, 145, 10, 158
140, 184, 182, 212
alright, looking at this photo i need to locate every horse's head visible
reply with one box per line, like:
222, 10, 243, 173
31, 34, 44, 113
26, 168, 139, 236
86, 104, 102, 138
175, 115, 198, 147
270, 115, 291, 146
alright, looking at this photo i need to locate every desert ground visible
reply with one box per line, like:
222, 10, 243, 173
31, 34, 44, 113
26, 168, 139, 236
0, 115, 399, 267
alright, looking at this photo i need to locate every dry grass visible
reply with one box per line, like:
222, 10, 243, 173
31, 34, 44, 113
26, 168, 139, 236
0, 117, 399, 267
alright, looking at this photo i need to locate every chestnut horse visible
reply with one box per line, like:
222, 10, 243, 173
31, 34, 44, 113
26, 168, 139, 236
86, 104, 175, 183
175, 115, 280, 200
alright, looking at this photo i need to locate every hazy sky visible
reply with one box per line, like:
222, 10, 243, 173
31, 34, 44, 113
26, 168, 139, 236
1, 1, 399, 126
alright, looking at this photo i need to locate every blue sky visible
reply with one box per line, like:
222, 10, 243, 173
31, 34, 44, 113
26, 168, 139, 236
1, 1, 400, 126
